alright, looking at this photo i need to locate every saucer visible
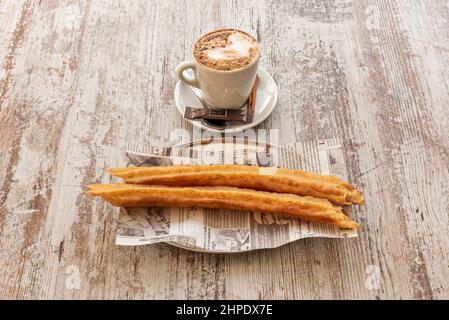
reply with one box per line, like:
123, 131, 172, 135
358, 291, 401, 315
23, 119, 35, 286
174, 67, 278, 133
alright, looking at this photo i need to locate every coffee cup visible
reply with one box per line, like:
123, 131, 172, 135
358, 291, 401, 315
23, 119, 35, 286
176, 29, 260, 110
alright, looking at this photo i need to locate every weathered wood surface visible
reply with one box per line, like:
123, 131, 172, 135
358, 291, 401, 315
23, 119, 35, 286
1, 0, 448, 299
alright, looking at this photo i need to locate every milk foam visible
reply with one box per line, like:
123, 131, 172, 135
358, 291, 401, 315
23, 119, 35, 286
194, 29, 259, 70
206, 33, 256, 61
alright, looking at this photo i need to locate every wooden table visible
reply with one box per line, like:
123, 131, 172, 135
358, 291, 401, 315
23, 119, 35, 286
1, 0, 448, 300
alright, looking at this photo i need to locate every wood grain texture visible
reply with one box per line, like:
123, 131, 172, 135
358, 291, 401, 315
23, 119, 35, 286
0, 0, 448, 299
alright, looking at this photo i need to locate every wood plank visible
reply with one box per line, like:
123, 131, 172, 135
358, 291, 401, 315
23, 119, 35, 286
0, 0, 448, 299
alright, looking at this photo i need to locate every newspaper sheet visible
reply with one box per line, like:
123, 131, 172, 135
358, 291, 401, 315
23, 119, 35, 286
116, 138, 358, 252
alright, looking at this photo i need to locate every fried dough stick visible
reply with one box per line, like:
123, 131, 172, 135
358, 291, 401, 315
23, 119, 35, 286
87, 184, 360, 230
107, 165, 364, 206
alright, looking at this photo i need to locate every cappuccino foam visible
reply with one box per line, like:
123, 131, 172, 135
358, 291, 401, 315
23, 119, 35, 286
193, 29, 259, 71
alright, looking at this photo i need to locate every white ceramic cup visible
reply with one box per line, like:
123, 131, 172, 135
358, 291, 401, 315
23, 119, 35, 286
176, 44, 259, 110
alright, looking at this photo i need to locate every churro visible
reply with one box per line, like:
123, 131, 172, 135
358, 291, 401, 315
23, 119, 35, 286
107, 165, 364, 206
87, 184, 359, 229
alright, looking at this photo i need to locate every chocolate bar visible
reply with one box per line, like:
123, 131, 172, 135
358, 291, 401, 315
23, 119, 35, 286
184, 107, 247, 122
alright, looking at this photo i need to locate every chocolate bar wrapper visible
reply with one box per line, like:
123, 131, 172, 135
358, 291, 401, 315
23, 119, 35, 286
184, 107, 247, 122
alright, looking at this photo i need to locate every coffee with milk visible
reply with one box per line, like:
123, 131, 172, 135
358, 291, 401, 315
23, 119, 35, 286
176, 28, 260, 109
193, 29, 259, 71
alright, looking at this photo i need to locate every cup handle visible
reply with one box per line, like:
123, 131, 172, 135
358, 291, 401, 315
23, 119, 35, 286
176, 61, 200, 88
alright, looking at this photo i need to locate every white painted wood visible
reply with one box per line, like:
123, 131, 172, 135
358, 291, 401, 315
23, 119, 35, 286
0, 0, 448, 299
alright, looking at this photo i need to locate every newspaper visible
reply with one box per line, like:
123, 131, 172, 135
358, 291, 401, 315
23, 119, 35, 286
116, 138, 358, 252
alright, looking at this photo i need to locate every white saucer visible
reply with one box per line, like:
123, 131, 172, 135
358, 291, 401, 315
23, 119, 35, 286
174, 67, 278, 133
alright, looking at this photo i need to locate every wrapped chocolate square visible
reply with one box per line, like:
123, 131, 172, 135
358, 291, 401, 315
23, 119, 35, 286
184, 107, 248, 122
